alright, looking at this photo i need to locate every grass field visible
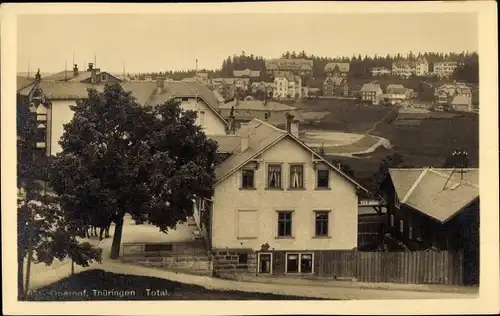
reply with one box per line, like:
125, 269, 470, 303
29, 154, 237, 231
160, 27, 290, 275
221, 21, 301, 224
294, 97, 479, 190
27, 269, 318, 301
294, 99, 393, 133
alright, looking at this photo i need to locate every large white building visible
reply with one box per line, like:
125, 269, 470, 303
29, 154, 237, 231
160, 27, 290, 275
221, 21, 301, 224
273, 74, 302, 100
432, 61, 459, 78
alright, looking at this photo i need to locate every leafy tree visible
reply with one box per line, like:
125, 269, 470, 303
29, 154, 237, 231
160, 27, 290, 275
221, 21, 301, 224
50, 84, 217, 259
17, 98, 101, 300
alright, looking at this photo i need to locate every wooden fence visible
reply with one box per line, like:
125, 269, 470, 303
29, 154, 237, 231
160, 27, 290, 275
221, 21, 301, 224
314, 250, 464, 285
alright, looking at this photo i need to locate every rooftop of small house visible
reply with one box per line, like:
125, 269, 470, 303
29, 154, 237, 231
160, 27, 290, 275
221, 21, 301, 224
233, 68, 261, 78
324, 62, 350, 72
388, 168, 479, 223
220, 99, 297, 112
360, 83, 382, 92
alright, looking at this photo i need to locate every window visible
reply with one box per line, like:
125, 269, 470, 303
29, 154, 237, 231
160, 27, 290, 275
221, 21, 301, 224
241, 169, 255, 189
390, 214, 395, 227
264, 113, 269, 120
101, 73, 108, 82
399, 220, 404, 233
267, 164, 282, 189
237, 210, 257, 239
181, 97, 189, 102
198, 111, 206, 126
286, 253, 314, 274
409, 226, 413, 239
258, 253, 272, 274
238, 253, 248, 264
277, 211, 292, 237
289, 164, 304, 189
316, 169, 329, 189
315, 211, 329, 237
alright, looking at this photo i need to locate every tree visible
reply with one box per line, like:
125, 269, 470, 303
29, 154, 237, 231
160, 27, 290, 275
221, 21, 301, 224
17, 97, 101, 300
50, 84, 217, 259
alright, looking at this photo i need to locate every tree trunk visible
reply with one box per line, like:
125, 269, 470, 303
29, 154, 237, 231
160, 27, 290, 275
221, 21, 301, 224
109, 216, 124, 259
18, 255, 25, 300
24, 215, 35, 298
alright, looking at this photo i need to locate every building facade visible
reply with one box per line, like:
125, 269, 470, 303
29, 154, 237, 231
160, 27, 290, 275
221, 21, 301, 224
434, 82, 472, 111
273, 74, 302, 100
360, 83, 383, 104
265, 59, 313, 78
196, 117, 368, 276
432, 61, 459, 78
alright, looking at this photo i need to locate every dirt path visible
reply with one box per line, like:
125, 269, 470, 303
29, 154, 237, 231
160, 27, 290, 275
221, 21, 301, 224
364, 106, 398, 135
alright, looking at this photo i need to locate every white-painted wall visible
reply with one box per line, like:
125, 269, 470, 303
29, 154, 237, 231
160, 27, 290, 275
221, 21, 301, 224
47, 97, 227, 155
211, 136, 359, 251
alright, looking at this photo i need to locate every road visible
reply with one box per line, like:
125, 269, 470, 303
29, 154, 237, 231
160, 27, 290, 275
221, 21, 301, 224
24, 219, 479, 300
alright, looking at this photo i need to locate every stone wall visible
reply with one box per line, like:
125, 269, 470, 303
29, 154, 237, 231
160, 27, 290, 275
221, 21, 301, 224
212, 249, 257, 279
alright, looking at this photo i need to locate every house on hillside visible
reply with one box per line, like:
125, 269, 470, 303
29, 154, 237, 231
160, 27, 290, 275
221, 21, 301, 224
250, 82, 274, 99
324, 62, 350, 77
360, 83, 383, 104
265, 58, 313, 78
432, 61, 459, 78
273, 74, 302, 100
378, 167, 479, 284
193, 115, 369, 276
391, 58, 429, 78
323, 76, 349, 97
233, 68, 261, 79
217, 99, 302, 130
370, 67, 391, 76
17, 74, 228, 156
211, 78, 236, 101
434, 82, 472, 111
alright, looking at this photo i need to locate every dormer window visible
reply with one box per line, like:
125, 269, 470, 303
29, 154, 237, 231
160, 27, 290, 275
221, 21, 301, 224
101, 73, 108, 82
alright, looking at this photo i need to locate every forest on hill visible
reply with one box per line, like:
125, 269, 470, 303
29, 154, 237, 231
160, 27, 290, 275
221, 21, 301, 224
130, 50, 479, 83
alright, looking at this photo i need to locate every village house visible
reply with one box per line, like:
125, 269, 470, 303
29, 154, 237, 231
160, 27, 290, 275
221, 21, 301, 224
432, 61, 459, 78
45, 63, 122, 85
324, 62, 350, 77
233, 68, 261, 79
370, 66, 391, 76
273, 74, 302, 100
434, 82, 472, 111
250, 82, 274, 99
378, 167, 479, 284
194, 115, 369, 276
391, 58, 429, 78
265, 58, 313, 78
211, 78, 236, 101
17, 73, 227, 156
378, 84, 414, 105
217, 99, 302, 130
323, 76, 348, 97
360, 83, 383, 104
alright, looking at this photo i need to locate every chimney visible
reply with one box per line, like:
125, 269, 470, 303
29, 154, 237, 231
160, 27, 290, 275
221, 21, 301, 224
73, 64, 79, 76
286, 113, 299, 138
156, 77, 165, 95
226, 106, 236, 135
88, 63, 94, 71
239, 125, 249, 152
34, 69, 41, 82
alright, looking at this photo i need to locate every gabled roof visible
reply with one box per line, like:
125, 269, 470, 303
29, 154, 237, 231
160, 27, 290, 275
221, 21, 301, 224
17, 76, 34, 91
389, 168, 479, 223
233, 69, 261, 78
146, 81, 226, 125
120, 82, 157, 105
209, 135, 242, 154
221, 100, 297, 112
17, 81, 105, 99
214, 118, 369, 193
44, 70, 77, 81
323, 77, 345, 85
325, 62, 350, 73
360, 83, 382, 92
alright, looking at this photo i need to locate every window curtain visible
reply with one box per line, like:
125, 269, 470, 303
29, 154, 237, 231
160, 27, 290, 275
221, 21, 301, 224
291, 166, 302, 188
269, 166, 281, 187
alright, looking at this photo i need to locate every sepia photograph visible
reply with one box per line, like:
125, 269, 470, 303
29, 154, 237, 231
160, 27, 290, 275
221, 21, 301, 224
1, 2, 498, 315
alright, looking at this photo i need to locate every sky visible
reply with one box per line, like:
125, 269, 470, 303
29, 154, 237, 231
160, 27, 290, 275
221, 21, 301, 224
17, 13, 478, 74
